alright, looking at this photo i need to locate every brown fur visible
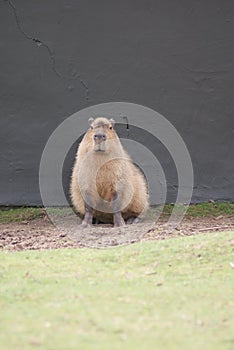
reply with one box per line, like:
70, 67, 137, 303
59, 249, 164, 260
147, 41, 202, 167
70, 117, 148, 225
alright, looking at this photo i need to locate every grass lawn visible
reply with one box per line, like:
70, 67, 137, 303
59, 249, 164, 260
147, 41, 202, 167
0, 231, 233, 350
0, 202, 233, 223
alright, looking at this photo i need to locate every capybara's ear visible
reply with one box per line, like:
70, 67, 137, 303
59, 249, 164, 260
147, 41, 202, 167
109, 118, 115, 127
88, 117, 94, 126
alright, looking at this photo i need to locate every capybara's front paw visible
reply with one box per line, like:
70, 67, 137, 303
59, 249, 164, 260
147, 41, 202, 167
80, 221, 91, 228
113, 217, 125, 227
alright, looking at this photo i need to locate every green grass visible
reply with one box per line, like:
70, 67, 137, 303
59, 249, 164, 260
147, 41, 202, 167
162, 202, 233, 218
0, 202, 233, 223
0, 232, 233, 350
0, 207, 45, 223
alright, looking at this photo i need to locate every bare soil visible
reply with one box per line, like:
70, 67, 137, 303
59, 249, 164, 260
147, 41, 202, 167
0, 215, 233, 251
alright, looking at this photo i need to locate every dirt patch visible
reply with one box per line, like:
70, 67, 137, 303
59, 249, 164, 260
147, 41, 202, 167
0, 215, 233, 251
144, 216, 234, 241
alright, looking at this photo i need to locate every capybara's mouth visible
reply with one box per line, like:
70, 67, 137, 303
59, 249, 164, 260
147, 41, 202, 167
94, 143, 106, 152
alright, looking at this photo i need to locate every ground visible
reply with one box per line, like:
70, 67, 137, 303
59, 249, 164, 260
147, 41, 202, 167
1, 206, 233, 350
0, 213, 233, 251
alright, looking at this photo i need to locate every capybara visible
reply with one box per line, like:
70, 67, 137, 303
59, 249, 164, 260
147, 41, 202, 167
70, 117, 148, 227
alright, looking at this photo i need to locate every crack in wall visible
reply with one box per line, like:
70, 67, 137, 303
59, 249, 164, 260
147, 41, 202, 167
5, 0, 89, 100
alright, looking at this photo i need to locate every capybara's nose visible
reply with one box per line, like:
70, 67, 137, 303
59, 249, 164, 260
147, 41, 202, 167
93, 133, 106, 142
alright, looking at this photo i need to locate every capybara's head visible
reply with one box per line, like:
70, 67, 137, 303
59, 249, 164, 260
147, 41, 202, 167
87, 117, 117, 152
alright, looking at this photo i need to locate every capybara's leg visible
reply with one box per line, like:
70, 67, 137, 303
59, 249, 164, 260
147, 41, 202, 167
113, 211, 125, 227
81, 203, 93, 227
111, 192, 125, 227
81, 192, 94, 227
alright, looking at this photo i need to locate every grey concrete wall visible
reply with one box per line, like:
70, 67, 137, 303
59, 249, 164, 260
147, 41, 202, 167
0, 0, 234, 206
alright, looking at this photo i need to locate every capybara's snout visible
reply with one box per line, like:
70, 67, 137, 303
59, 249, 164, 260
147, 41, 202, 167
93, 131, 107, 143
